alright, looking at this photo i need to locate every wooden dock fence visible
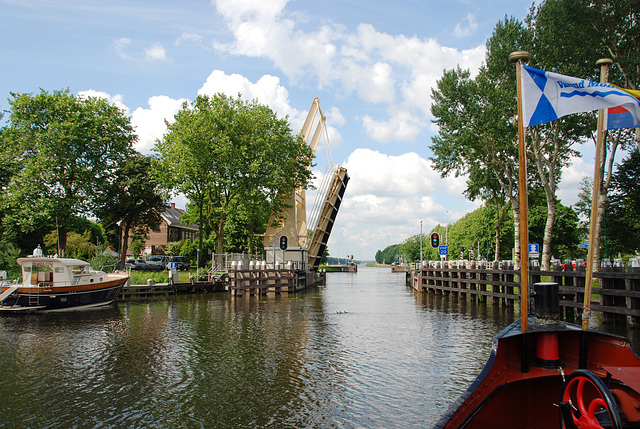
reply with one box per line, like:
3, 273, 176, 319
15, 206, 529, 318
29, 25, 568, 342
409, 259, 640, 326
226, 261, 322, 296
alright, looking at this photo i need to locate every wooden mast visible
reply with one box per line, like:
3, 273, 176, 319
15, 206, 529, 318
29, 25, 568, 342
582, 58, 613, 330
510, 50, 530, 332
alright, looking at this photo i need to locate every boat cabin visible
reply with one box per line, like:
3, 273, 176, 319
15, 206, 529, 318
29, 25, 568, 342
17, 257, 106, 287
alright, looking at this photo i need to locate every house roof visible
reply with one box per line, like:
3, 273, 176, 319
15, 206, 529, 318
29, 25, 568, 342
162, 205, 199, 231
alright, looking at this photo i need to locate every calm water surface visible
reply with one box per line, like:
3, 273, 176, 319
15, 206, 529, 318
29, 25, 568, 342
1, 266, 635, 428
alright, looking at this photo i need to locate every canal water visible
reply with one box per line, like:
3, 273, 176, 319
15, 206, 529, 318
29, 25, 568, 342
0, 266, 636, 428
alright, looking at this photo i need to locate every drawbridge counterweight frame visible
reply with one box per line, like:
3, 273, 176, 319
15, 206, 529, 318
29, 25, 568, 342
262, 98, 348, 270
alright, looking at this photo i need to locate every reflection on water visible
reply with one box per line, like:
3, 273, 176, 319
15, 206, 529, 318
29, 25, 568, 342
2, 266, 635, 428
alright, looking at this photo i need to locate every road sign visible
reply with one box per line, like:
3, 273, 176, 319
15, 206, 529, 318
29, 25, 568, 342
439, 245, 449, 256
528, 243, 539, 256
578, 244, 589, 249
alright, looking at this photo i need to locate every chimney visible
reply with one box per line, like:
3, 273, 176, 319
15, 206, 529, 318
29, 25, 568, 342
171, 203, 176, 209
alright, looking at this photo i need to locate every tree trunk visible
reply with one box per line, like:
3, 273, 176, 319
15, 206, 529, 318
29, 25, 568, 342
541, 194, 556, 271
119, 221, 130, 270
216, 215, 225, 255
590, 129, 620, 272
512, 200, 521, 269
494, 222, 501, 262
493, 202, 509, 262
58, 226, 68, 257
198, 199, 204, 268
248, 220, 254, 255
591, 190, 607, 271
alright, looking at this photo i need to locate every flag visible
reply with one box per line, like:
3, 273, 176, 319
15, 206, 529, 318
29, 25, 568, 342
605, 87, 640, 130
606, 106, 640, 130
521, 65, 640, 128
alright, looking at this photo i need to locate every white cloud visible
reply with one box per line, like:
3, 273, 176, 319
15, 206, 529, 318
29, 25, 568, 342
199, 70, 294, 117
361, 110, 425, 142
343, 148, 439, 198
114, 37, 133, 60
77, 90, 129, 115
175, 32, 204, 45
211, 0, 486, 142
198, 69, 344, 149
454, 13, 478, 38
130, 95, 188, 153
558, 155, 592, 206
144, 43, 168, 61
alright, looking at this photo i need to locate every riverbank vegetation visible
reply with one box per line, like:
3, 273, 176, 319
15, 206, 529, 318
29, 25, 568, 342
423, 0, 639, 269
0, 91, 313, 274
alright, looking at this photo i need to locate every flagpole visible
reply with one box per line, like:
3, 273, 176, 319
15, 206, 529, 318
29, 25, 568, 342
582, 58, 613, 330
510, 50, 530, 332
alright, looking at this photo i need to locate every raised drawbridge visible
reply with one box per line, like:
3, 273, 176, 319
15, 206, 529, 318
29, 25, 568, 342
262, 98, 349, 271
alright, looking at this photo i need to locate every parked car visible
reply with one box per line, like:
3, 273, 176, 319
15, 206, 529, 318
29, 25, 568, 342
131, 258, 160, 271
125, 258, 138, 269
166, 256, 191, 271
146, 255, 169, 270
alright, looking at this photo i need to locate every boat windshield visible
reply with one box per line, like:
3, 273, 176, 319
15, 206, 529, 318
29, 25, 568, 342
26, 262, 54, 284
71, 265, 92, 275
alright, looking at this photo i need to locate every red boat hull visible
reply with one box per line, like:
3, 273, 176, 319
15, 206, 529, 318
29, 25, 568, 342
435, 320, 640, 428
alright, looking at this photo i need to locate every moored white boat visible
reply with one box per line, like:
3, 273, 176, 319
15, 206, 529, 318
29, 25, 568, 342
0, 248, 129, 313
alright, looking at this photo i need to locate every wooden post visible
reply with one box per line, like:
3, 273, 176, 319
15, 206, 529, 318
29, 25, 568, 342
510, 50, 530, 332
582, 58, 613, 330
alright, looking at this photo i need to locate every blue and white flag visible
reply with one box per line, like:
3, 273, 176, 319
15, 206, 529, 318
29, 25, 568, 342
521, 65, 640, 128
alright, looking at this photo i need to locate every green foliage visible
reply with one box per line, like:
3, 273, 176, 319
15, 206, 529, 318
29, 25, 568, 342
321, 246, 329, 265
44, 230, 95, 259
94, 153, 167, 268
129, 230, 147, 258
0, 243, 21, 278
89, 244, 120, 272
430, 3, 639, 267
0, 89, 135, 252
528, 188, 581, 260
375, 244, 402, 264
165, 241, 184, 256
180, 239, 198, 263
606, 150, 640, 256
153, 93, 314, 260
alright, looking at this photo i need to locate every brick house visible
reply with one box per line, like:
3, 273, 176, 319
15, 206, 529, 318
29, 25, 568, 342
143, 203, 199, 256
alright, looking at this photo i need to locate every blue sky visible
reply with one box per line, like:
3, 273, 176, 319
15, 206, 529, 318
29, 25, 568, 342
1, 0, 593, 260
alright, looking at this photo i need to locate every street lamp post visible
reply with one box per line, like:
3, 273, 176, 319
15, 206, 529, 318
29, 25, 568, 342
420, 221, 423, 266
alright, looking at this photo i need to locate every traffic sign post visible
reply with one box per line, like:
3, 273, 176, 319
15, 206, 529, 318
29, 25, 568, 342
438, 245, 448, 256
528, 243, 539, 257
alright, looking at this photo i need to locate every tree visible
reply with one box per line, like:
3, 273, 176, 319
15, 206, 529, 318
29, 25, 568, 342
129, 231, 147, 259
430, 17, 532, 266
94, 153, 167, 269
528, 188, 581, 261
154, 93, 314, 259
531, 0, 640, 269
606, 150, 640, 256
0, 89, 135, 253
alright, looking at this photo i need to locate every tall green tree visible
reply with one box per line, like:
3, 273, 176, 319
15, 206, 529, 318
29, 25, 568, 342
0, 89, 135, 253
606, 150, 640, 256
94, 153, 168, 269
430, 17, 532, 265
532, 0, 640, 269
154, 93, 314, 259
